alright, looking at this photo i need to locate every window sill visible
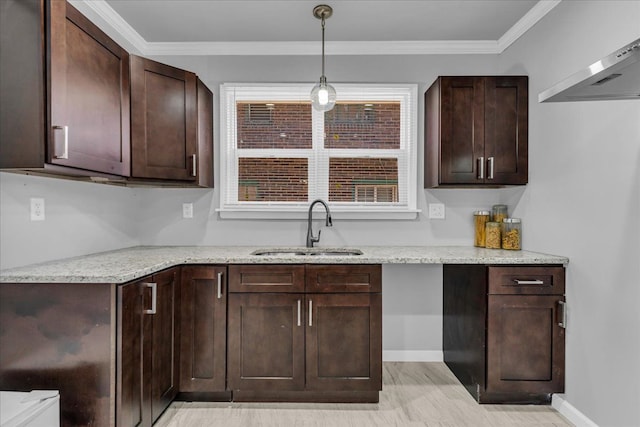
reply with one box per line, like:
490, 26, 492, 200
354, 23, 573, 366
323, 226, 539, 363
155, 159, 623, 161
216, 207, 421, 220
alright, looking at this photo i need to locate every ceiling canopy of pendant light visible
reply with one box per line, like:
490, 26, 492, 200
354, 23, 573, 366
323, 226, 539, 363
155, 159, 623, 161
310, 4, 336, 112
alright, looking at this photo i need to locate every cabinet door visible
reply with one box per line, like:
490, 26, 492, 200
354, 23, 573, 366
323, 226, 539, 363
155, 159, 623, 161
0, 0, 46, 169
227, 293, 305, 391
130, 55, 197, 181
180, 266, 226, 392
484, 76, 528, 185
439, 76, 485, 184
49, 1, 130, 175
117, 281, 145, 427
144, 268, 180, 423
306, 294, 382, 391
487, 295, 565, 394
196, 78, 214, 187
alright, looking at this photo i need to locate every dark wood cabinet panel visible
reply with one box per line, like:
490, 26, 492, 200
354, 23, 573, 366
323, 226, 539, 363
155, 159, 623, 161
0, 283, 114, 427
229, 264, 306, 293
227, 293, 305, 392
1, 0, 130, 177
305, 264, 382, 293
443, 264, 565, 404
306, 293, 382, 391
117, 281, 145, 427
487, 295, 565, 394
425, 76, 528, 187
179, 266, 227, 393
488, 266, 565, 295
196, 78, 214, 188
49, 0, 130, 175
130, 55, 197, 181
484, 77, 528, 185
146, 268, 180, 423
0, 0, 46, 169
227, 264, 382, 403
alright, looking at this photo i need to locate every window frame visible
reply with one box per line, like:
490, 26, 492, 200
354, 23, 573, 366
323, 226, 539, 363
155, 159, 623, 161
218, 83, 419, 220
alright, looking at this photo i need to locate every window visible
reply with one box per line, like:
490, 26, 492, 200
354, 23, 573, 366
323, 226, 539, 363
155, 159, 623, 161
219, 84, 418, 219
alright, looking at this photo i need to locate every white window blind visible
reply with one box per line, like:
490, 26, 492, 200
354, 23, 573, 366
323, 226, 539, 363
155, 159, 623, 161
218, 83, 418, 219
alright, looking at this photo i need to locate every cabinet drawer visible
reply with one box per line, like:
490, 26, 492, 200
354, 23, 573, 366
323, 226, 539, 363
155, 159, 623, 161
229, 265, 305, 293
488, 266, 564, 295
306, 265, 381, 293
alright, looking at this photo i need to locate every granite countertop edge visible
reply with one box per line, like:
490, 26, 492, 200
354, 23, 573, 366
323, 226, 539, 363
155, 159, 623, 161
0, 245, 569, 284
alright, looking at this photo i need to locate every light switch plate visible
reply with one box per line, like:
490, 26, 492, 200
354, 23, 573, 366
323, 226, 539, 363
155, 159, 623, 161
428, 203, 445, 219
30, 198, 45, 221
182, 203, 194, 219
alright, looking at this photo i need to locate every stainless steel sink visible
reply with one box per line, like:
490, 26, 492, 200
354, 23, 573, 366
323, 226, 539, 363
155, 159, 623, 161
251, 248, 363, 257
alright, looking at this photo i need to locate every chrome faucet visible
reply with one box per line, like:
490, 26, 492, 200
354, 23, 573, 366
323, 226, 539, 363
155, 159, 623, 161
306, 199, 332, 248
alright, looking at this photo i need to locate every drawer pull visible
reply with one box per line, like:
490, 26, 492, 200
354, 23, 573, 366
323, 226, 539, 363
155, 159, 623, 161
512, 279, 545, 285
309, 300, 313, 327
558, 300, 567, 328
53, 125, 69, 159
217, 272, 223, 299
143, 282, 157, 314
297, 299, 301, 326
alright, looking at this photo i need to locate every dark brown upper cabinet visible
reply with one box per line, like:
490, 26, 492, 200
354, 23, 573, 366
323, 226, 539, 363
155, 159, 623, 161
130, 55, 198, 182
424, 76, 528, 187
1, 1, 213, 187
0, 0, 130, 177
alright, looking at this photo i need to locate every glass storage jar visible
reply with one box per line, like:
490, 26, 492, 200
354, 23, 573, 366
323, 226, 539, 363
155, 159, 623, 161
491, 204, 508, 223
501, 218, 522, 250
473, 211, 491, 247
485, 222, 501, 249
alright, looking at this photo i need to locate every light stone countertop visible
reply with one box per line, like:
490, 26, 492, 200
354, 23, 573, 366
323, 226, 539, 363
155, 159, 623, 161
0, 245, 569, 284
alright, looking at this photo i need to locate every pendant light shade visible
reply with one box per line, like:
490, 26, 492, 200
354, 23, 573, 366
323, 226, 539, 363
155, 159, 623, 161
311, 76, 337, 111
310, 5, 336, 112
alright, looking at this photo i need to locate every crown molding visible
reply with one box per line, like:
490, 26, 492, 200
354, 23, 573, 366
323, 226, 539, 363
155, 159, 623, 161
72, 0, 560, 56
498, 0, 562, 53
144, 40, 501, 56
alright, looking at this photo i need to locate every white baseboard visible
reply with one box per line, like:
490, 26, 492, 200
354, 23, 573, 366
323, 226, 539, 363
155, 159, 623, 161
552, 394, 599, 427
382, 350, 443, 362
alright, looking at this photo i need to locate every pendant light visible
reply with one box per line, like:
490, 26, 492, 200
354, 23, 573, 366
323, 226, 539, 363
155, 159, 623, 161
310, 4, 336, 112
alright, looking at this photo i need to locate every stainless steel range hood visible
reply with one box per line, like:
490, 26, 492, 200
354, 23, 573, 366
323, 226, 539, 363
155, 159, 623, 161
539, 38, 640, 102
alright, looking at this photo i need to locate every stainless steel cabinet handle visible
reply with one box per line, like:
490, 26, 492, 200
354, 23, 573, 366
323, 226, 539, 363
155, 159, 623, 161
309, 300, 313, 327
512, 279, 545, 285
191, 154, 197, 177
477, 157, 484, 179
297, 299, 301, 327
217, 272, 223, 299
143, 282, 157, 314
558, 300, 567, 328
487, 157, 495, 179
53, 125, 69, 159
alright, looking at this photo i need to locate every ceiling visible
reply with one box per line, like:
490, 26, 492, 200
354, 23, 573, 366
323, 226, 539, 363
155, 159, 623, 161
76, 0, 561, 55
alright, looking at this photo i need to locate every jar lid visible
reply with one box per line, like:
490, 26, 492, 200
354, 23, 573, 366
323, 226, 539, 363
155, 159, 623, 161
474, 210, 491, 215
492, 204, 508, 209
486, 221, 500, 226
503, 218, 521, 223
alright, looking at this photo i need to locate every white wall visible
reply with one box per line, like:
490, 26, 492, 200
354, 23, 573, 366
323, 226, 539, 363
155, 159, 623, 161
497, 2, 640, 426
0, 173, 141, 269
1, 1, 639, 425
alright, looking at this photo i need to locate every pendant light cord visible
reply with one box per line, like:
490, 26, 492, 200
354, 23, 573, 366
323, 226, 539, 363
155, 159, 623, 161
321, 15, 326, 80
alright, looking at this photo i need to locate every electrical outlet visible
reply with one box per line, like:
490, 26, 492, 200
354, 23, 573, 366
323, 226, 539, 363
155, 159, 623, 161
30, 198, 45, 221
182, 203, 193, 219
428, 203, 445, 219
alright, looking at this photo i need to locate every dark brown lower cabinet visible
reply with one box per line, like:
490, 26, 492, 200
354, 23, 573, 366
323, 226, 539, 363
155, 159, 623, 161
227, 264, 382, 402
443, 264, 565, 404
306, 293, 382, 392
178, 266, 229, 399
117, 268, 180, 427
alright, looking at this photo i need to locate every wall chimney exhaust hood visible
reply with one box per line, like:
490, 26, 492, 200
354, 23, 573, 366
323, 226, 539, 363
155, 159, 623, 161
539, 38, 640, 102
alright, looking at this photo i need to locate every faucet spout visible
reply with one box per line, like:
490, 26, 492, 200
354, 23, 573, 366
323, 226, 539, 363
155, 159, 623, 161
306, 199, 332, 248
